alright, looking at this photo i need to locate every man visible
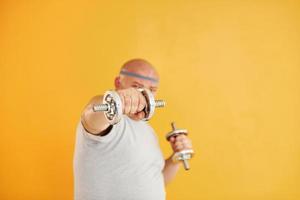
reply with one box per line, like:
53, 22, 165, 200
74, 59, 193, 200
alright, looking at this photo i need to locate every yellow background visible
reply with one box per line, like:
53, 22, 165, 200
1, 0, 300, 199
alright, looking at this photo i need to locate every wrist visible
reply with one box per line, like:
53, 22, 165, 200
168, 153, 181, 165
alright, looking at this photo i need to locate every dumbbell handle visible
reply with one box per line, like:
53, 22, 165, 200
172, 149, 194, 170
94, 100, 165, 112
183, 160, 190, 170
93, 104, 109, 112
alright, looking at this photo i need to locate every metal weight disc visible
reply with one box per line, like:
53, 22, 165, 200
103, 90, 123, 125
165, 129, 188, 141
172, 149, 194, 162
140, 88, 156, 121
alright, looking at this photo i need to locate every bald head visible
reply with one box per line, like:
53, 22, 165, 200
121, 59, 159, 82
115, 58, 159, 95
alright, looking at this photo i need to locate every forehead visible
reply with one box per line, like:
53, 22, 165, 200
120, 70, 158, 83
123, 74, 158, 87
125, 75, 159, 88
121, 67, 159, 87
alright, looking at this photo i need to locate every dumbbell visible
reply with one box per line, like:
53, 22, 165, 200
166, 122, 194, 170
93, 88, 165, 124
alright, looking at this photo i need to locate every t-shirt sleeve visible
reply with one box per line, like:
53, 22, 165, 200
76, 117, 122, 143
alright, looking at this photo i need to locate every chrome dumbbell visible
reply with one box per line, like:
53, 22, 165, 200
166, 122, 194, 170
93, 88, 165, 125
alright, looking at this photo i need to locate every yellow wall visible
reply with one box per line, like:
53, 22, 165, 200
1, 0, 300, 199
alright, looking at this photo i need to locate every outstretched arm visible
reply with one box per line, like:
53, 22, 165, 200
81, 95, 112, 135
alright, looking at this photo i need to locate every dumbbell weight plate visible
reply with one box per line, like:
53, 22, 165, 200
166, 129, 188, 141
103, 90, 123, 125
138, 88, 156, 121
172, 149, 194, 162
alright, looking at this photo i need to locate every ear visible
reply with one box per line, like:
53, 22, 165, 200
114, 76, 121, 89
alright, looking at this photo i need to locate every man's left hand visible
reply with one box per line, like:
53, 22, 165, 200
168, 134, 193, 153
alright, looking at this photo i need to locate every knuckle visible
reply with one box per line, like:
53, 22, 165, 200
131, 107, 137, 114
124, 96, 131, 102
176, 147, 182, 151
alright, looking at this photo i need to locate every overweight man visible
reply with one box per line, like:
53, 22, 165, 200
74, 59, 193, 200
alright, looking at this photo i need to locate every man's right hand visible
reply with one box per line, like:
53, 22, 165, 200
81, 88, 147, 135
117, 88, 147, 121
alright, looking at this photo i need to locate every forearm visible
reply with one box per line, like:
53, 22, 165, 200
163, 154, 181, 185
81, 95, 111, 134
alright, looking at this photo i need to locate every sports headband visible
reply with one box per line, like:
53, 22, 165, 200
120, 69, 158, 83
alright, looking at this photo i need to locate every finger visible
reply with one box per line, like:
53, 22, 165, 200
180, 138, 192, 144
184, 144, 193, 149
175, 141, 183, 147
175, 144, 184, 151
128, 113, 138, 121
137, 92, 146, 112
182, 141, 193, 149
130, 94, 138, 114
124, 95, 131, 114
118, 93, 126, 113
136, 111, 145, 120
175, 134, 187, 142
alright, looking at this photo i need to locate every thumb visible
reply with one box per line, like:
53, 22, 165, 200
136, 111, 145, 120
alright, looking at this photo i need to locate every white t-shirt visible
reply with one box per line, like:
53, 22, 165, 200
73, 116, 166, 200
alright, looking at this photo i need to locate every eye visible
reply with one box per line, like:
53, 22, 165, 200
132, 85, 142, 89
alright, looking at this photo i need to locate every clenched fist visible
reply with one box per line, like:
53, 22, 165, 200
169, 134, 193, 153
117, 88, 147, 120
